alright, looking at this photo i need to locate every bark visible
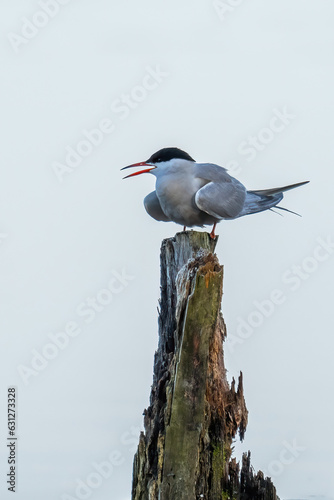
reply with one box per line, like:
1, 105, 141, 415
131, 231, 279, 500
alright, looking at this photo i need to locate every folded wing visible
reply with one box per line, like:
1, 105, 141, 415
194, 163, 247, 219
144, 191, 171, 222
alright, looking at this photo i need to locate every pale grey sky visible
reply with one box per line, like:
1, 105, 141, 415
0, 1, 333, 499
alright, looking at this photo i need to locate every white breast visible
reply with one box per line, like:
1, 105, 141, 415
154, 160, 208, 226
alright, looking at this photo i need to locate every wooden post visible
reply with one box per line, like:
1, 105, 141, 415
132, 231, 279, 500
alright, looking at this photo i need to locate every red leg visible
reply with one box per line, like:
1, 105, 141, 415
209, 223, 217, 239
183, 225, 186, 232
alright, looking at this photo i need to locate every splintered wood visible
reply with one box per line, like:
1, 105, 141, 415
131, 231, 278, 500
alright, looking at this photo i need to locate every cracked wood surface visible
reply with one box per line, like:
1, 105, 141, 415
131, 231, 278, 500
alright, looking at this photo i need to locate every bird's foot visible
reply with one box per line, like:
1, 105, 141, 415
209, 223, 217, 240
183, 225, 186, 232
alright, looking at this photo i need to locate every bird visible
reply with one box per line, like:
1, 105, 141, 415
121, 147, 309, 239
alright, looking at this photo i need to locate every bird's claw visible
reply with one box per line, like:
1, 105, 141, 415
209, 223, 217, 240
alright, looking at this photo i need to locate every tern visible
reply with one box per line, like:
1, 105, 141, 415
122, 147, 309, 238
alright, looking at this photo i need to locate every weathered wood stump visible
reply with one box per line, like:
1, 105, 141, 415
132, 231, 278, 500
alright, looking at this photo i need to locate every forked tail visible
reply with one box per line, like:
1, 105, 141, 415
240, 181, 309, 217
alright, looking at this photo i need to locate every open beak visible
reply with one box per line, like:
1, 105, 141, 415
121, 161, 156, 179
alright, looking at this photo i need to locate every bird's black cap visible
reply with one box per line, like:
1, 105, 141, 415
147, 147, 195, 163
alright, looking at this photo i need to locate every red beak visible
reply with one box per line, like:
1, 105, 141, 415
121, 161, 156, 179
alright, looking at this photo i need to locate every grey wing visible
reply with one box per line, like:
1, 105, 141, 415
194, 163, 247, 219
144, 191, 171, 222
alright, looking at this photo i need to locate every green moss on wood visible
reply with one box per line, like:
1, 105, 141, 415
212, 443, 224, 497
160, 265, 223, 499
221, 493, 237, 500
